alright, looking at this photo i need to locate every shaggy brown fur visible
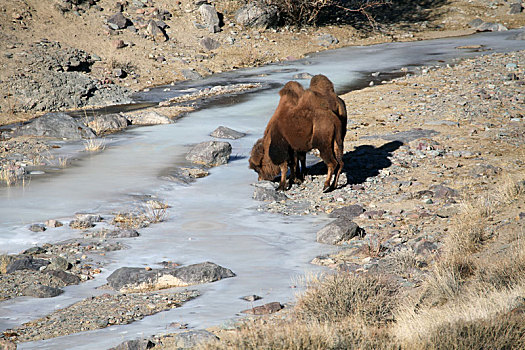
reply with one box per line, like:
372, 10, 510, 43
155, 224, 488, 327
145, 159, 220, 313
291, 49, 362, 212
309, 74, 348, 140
249, 81, 344, 192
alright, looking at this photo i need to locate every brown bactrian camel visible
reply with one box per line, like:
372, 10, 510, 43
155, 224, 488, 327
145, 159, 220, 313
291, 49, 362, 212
249, 81, 344, 192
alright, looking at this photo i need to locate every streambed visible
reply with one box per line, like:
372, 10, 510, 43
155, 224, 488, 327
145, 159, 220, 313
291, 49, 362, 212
1, 30, 525, 349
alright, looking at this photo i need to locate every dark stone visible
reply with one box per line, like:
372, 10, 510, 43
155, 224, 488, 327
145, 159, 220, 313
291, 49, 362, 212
47, 256, 71, 271
328, 204, 365, 220
414, 239, 438, 256
316, 218, 364, 245
29, 224, 46, 232
200, 37, 221, 51
235, 1, 279, 29
186, 141, 232, 166
23, 246, 47, 255
109, 339, 155, 350
22, 284, 64, 298
14, 112, 95, 140
252, 181, 288, 201
241, 301, 283, 315
509, 3, 523, 15
146, 20, 168, 42
85, 113, 129, 135
241, 294, 262, 301
107, 262, 235, 292
5, 255, 50, 273
107, 12, 130, 29
46, 270, 81, 285
169, 330, 218, 349
199, 4, 221, 33
210, 126, 246, 140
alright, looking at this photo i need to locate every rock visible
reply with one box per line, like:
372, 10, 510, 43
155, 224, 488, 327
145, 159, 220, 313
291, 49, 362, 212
235, 1, 279, 29
46, 270, 81, 285
69, 219, 95, 230
241, 301, 283, 315
316, 34, 339, 47
22, 284, 64, 298
110, 229, 140, 238
414, 239, 438, 256
85, 113, 129, 135
328, 204, 365, 220
316, 218, 364, 245
470, 164, 500, 178
509, 3, 523, 15
252, 181, 288, 201
181, 69, 203, 80
45, 219, 63, 228
113, 68, 126, 77
293, 72, 313, 79
241, 294, 262, 302
168, 330, 218, 349
210, 126, 246, 140
200, 37, 221, 51
23, 246, 46, 255
107, 262, 235, 292
29, 224, 46, 232
469, 18, 508, 32
109, 339, 155, 350
146, 20, 168, 42
125, 111, 172, 125
46, 256, 71, 271
161, 167, 210, 183
14, 113, 95, 140
113, 40, 126, 49
199, 4, 221, 33
5, 255, 50, 273
186, 141, 232, 166
430, 184, 458, 199
507, 29, 525, 40
107, 12, 130, 29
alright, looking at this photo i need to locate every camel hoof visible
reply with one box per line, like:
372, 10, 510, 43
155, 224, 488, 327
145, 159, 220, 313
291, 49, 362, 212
322, 184, 331, 193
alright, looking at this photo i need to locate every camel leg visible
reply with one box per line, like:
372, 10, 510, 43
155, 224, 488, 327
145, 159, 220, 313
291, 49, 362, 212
277, 162, 288, 191
293, 151, 306, 184
319, 147, 338, 193
330, 138, 344, 191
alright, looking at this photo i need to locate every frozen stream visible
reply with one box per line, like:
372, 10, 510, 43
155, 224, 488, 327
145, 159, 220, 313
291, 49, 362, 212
1, 30, 525, 349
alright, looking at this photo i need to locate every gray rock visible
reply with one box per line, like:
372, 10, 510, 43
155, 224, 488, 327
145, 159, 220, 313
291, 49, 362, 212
107, 12, 130, 29
29, 224, 46, 232
146, 20, 168, 42
85, 113, 129, 135
199, 4, 221, 33
235, 1, 279, 29
14, 113, 95, 140
509, 2, 523, 14
181, 69, 203, 80
186, 141, 232, 166
316, 218, 364, 245
470, 164, 500, 178
169, 330, 218, 349
23, 284, 64, 298
507, 29, 525, 40
430, 184, 458, 199
23, 246, 47, 255
293, 72, 313, 79
328, 204, 365, 220
241, 294, 262, 302
47, 256, 71, 271
316, 34, 339, 47
241, 301, 283, 315
210, 126, 246, 139
125, 111, 172, 125
109, 339, 155, 350
470, 18, 508, 32
200, 37, 221, 51
252, 181, 288, 201
110, 229, 140, 238
6, 255, 50, 273
107, 262, 235, 292
46, 270, 81, 285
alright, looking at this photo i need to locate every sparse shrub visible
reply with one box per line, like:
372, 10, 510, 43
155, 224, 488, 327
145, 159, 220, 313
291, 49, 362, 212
295, 272, 397, 325
83, 137, 106, 152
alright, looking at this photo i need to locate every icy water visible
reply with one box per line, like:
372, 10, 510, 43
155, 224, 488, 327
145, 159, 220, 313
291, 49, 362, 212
1, 30, 525, 349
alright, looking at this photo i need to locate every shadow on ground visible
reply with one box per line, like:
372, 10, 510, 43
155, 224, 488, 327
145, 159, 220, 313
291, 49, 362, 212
308, 140, 403, 186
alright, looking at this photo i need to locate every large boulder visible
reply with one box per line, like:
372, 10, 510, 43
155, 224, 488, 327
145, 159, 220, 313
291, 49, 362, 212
328, 204, 365, 220
22, 284, 64, 298
125, 111, 172, 125
199, 4, 221, 33
85, 113, 129, 135
235, 1, 279, 29
186, 141, 232, 166
5, 255, 50, 273
252, 181, 288, 202
107, 262, 235, 292
316, 218, 364, 245
107, 12, 131, 30
14, 112, 95, 140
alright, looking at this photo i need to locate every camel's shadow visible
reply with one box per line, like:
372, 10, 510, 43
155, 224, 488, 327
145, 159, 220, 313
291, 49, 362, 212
307, 140, 403, 186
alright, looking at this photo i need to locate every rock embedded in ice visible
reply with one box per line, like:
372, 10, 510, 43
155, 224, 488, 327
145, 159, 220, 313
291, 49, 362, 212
241, 301, 283, 315
210, 126, 246, 140
186, 141, 232, 166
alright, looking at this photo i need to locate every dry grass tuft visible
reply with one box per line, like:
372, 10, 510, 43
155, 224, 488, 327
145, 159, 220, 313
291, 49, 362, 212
83, 137, 106, 152
295, 272, 398, 326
